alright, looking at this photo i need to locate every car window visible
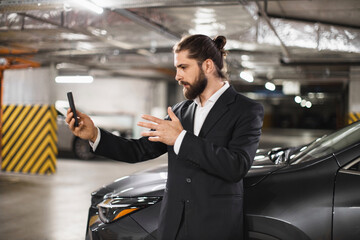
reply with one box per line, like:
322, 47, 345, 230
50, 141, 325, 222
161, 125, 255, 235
290, 121, 360, 165
349, 161, 360, 172
339, 157, 360, 175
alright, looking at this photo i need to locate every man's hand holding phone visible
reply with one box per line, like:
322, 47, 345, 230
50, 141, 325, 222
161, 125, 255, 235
65, 92, 98, 142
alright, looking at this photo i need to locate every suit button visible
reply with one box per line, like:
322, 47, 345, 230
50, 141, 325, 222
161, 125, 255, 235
186, 178, 192, 183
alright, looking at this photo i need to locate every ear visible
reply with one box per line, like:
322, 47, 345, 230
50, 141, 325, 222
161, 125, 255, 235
201, 59, 215, 75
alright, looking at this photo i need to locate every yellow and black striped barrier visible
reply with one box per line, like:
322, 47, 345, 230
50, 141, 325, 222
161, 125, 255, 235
348, 112, 360, 125
1, 105, 58, 174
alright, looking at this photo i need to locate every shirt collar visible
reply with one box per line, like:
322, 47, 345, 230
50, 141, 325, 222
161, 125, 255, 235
194, 81, 230, 107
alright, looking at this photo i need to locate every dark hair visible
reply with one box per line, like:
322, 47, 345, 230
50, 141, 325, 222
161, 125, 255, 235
173, 34, 228, 79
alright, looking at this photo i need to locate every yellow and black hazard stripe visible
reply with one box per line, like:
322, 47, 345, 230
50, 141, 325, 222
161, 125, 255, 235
1, 105, 58, 174
348, 112, 360, 125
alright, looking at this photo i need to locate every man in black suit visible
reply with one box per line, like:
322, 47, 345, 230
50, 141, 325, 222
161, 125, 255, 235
66, 34, 264, 240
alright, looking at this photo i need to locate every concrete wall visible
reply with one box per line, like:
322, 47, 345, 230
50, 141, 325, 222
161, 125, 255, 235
349, 66, 360, 112
3, 68, 53, 105
54, 77, 167, 137
3, 67, 168, 138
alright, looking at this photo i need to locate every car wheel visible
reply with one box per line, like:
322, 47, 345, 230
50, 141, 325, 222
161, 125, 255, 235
73, 137, 95, 160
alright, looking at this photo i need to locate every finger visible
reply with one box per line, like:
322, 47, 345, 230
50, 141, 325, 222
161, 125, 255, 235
78, 119, 84, 128
141, 131, 158, 137
137, 121, 158, 129
167, 107, 178, 121
66, 112, 80, 126
68, 117, 76, 130
65, 112, 74, 124
141, 114, 162, 124
148, 136, 160, 142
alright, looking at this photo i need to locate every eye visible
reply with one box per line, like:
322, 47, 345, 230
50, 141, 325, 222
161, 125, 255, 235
175, 65, 187, 71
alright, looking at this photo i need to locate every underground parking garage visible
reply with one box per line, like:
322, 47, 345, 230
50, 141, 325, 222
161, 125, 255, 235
1, 0, 360, 239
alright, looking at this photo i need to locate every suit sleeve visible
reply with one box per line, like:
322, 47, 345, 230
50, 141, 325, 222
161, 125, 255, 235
93, 101, 186, 163
178, 102, 264, 182
94, 129, 167, 163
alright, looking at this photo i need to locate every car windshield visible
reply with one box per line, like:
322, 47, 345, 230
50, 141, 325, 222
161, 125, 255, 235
289, 121, 360, 165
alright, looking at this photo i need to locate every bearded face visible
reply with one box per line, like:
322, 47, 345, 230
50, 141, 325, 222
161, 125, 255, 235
180, 68, 208, 100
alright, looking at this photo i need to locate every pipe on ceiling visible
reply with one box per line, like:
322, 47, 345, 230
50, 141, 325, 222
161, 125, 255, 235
255, 0, 291, 59
1, 0, 360, 57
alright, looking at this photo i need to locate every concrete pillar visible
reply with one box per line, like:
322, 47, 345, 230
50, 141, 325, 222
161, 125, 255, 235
1, 67, 57, 174
348, 66, 360, 124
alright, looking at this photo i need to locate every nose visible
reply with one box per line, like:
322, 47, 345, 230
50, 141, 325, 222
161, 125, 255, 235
175, 69, 182, 82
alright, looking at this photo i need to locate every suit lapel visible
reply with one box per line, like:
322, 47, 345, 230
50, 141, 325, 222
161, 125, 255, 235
181, 101, 197, 134
198, 86, 237, 137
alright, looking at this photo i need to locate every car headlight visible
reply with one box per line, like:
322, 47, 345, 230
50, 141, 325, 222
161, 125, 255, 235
97, 197, 161, 224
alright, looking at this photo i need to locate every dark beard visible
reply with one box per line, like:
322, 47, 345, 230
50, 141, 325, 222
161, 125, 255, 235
183, 70, 208, 100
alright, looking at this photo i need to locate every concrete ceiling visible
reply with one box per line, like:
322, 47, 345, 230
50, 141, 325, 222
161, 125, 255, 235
0, 0, 359, 93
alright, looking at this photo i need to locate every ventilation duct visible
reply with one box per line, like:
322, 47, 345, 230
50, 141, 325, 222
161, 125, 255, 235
257, 17, 360, 55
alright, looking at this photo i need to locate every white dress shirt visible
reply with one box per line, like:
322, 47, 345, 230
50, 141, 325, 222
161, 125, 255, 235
173, 81, 230, 154
90, 81, 230, 153
89, 127, 101, 151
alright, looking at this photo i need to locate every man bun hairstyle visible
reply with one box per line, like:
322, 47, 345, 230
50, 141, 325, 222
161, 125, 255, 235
174, 34, 228, 79
213, 35, 227, 56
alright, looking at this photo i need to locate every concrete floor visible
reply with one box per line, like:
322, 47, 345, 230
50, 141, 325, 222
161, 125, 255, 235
0, 129, 330, 240
0, 156, 167, 240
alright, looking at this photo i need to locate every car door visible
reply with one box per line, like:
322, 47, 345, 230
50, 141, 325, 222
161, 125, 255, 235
333, 156, 360, 240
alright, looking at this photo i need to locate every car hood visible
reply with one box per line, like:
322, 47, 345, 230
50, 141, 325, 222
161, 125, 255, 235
92, 149, 286, 199
92, 164, 168, 199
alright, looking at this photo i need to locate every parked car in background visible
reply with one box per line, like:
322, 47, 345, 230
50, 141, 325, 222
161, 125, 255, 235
85, 121, 360, 239
56, 107, 133, 160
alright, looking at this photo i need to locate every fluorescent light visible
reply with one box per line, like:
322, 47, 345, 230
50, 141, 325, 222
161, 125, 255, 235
265, 82, 276, 91
240, 71, 254, 82
55, 76, 94, 84
70, 0, 104, 14
305, 101, 312, 108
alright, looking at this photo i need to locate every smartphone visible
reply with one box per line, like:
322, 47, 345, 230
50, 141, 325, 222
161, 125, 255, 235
67, 91, 79, 127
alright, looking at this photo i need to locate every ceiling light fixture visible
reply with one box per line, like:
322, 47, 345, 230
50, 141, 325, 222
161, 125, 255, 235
294, 96, 302, 103
241, 55, 250, 61
69, 0, 104, 14
300, 99, 307, 107
265, 82, 276, 91
55, 76, 94, 84
316, 93, 325, 99
240, 71, 254, 83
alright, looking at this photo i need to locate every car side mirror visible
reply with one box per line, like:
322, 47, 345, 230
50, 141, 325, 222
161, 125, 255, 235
268, 148, 289, 164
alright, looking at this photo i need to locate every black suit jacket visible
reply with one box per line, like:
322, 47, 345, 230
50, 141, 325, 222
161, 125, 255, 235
95, 86, 264, 240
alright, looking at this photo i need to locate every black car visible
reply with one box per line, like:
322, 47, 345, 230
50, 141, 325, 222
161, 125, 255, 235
86, 121, 360, 240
